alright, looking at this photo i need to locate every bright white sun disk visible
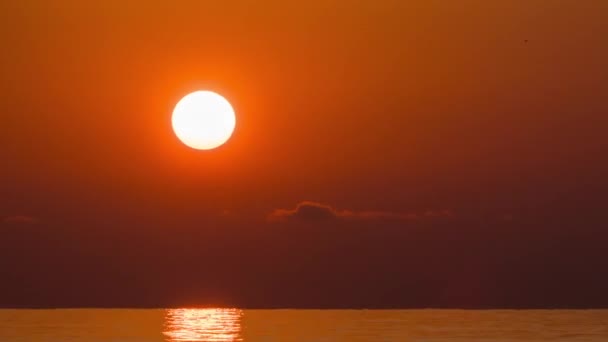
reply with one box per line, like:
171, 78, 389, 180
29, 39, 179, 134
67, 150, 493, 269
172, 91, 236, 150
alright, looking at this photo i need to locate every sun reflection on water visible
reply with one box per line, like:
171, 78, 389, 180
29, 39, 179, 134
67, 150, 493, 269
163, 308, 243, 342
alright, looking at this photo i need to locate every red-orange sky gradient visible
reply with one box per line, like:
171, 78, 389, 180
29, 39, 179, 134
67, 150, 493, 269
1, 1, 608, 308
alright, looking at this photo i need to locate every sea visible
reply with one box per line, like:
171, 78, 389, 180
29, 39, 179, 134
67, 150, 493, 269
0, 309, 606, 341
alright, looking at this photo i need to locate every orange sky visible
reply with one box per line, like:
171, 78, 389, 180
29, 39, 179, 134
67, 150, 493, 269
1, 1, 607, 308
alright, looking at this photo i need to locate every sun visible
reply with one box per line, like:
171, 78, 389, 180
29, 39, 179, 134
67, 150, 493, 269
172, 91, 236, 150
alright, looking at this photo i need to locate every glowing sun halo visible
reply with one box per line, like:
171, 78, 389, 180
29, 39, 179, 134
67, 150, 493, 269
172, 91, 236, 150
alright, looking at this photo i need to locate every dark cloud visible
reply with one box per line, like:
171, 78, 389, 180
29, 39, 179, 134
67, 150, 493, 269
267, 201, 452, 222
269, 201, 336, 221
2, 215, 38, 225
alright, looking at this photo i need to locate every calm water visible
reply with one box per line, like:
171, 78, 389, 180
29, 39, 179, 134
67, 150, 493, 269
0, 309, 607, 341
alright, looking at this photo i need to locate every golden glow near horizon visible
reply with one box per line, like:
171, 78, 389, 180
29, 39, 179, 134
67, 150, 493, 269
172, 91, 236, 150
163, 308, 243, 341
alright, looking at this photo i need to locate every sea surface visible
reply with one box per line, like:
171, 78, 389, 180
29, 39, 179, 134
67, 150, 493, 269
0, 309, 606, 341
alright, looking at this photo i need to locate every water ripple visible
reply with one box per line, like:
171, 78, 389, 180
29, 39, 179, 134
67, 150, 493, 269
163, 308, 243, 342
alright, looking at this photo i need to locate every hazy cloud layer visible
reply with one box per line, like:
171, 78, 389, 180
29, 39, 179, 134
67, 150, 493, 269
2, 216, 38, 225
268, 201, 452, 222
